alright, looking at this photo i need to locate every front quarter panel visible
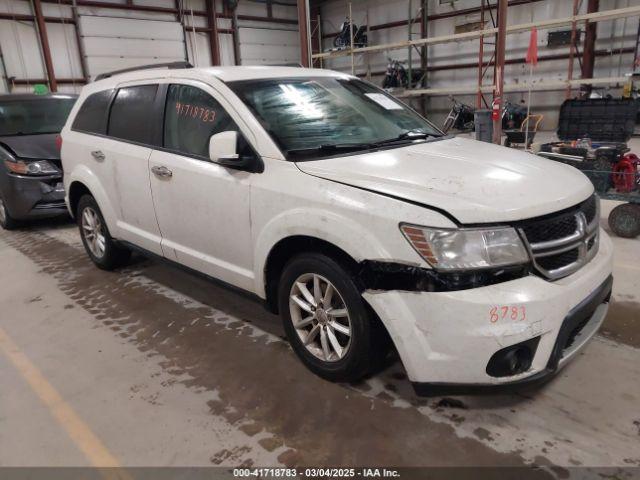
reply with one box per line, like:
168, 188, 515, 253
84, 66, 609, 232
251, 159, 457, 298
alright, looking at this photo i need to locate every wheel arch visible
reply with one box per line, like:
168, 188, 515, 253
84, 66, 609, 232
263, 235, 360, 314
65, 167, 119, 234
68, 181, 92, 219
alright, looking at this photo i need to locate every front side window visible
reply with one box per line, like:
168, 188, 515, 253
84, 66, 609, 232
228, 77, 442, 160
108, 85, 158, 145
0, 96, 76, 136
163, 84, 238, 158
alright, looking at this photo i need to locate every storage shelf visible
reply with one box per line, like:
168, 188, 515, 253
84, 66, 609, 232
312, 5, 640, 61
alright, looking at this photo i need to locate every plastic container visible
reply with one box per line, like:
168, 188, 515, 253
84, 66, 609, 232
557, 98, 638, 143
474, 109, 493, 143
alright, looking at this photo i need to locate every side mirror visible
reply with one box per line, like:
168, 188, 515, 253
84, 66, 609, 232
209, 131, 239, 164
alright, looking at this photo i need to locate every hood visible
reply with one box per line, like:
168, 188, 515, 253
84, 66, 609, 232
0, 134, 60, 161
295, 137, 594, 224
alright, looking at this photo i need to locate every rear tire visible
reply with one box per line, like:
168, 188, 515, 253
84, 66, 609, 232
0, 195, 19, 230
77, 195, 131, 270
278, 252, 388, 383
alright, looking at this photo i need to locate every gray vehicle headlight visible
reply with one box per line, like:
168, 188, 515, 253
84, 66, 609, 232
4, 158, 60, 176
400, 224, 529, 270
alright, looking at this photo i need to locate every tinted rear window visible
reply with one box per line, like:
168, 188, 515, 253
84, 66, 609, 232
72, 90, 112, 135
108, 85, 158, 145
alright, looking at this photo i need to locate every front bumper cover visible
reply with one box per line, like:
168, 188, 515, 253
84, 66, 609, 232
412, 274, 612, 396
363, 228, 614, 392
1, 172, 67, 220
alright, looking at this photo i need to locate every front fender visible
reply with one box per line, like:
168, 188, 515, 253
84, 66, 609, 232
253, 207, 392, 298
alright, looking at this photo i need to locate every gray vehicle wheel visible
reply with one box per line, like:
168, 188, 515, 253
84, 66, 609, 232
0, 196, 19, 230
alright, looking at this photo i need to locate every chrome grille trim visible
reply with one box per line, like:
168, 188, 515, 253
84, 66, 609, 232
519, 197, 600, 280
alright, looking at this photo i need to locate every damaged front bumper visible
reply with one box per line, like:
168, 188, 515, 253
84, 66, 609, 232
362, 229, 614, 395
1, 172, 68, 220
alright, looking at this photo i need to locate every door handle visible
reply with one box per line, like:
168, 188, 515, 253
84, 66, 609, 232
91, 150, 105, 161
151, 165, 173, 178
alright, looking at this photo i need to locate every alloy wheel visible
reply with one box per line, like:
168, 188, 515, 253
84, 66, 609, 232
81, 207, 106, 258
289, 273, 352, 362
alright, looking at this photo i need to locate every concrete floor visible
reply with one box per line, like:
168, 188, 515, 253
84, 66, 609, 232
1, 134, 639, 471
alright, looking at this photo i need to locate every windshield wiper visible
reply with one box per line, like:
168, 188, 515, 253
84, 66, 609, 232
374, 130, 438, 146
286, 142, 374, 156
287, 131, 442, 158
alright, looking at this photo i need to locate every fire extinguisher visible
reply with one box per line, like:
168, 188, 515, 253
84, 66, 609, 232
491, 97, 501, 121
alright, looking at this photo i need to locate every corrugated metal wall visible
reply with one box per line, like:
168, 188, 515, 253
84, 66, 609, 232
0, 0, 639, 129
0, 0, 300, 94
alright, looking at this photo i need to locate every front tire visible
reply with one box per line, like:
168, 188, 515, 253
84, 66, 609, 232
0, 195, 19, 230
77, 195, 130, 270
278, 253, 387, 383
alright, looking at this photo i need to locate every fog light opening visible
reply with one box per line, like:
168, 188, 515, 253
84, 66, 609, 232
486, 337, 540, 378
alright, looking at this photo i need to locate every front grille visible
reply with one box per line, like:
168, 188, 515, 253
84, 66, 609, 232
582, 195, 597, 224
521, 215, 577, 244
518, 195, 600, 280
536, 248, 580, 271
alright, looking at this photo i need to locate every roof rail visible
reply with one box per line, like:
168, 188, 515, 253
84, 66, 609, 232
268, 62, 303, 67
94, 61, 193, 81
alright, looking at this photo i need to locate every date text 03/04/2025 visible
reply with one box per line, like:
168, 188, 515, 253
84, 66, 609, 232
233, 468, 401, 478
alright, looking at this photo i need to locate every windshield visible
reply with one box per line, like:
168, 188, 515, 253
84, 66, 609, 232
228, 77, 442, 160
0, 97, 76, 136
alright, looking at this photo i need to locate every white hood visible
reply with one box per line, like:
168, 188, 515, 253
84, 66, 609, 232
296, 137, 594, 224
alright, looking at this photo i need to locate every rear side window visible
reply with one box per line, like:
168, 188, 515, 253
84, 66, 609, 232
108, 85, 158, 145
72, 89, 112, 135
163, 84, 238, 158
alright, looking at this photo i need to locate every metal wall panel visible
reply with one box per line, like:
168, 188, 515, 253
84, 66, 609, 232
79, 14, 186, 79
80, 14, 184, 40
238, 27, 300, 65
0, 19, 45, 79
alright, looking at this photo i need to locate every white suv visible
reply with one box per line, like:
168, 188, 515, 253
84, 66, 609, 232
61, 65, 613, 393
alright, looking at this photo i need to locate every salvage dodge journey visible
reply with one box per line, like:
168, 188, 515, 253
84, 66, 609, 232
61, 64, 613, 393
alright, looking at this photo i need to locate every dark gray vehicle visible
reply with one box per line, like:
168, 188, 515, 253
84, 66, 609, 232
0, 93, 77, 229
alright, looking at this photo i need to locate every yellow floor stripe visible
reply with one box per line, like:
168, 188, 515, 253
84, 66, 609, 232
0, 326, 121, 468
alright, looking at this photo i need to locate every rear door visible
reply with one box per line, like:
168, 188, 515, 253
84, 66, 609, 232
148, 81, 256, 291
65, 89, 119, 220
102, 83, 163, 255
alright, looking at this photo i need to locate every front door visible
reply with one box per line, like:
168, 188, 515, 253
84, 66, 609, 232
148, 82, 255, 291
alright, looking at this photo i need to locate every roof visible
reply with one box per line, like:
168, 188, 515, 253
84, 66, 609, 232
89, 65, 352, 89
0, 93, 78, 102
200, 66, 351, 82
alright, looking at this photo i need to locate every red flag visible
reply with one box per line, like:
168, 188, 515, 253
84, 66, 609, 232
526, 27, 538, 66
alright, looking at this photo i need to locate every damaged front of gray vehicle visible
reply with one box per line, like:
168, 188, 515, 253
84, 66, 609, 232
0, 94, 77, 229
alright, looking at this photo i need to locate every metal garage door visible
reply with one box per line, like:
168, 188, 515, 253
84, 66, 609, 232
78, 15, 186, 81
238, 27, 300, 65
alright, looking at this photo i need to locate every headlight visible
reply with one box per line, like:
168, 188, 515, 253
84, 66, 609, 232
4, 159, 60, 175
400, 224, 529, 270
